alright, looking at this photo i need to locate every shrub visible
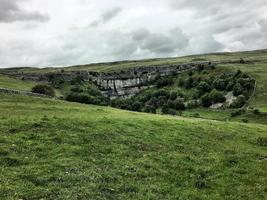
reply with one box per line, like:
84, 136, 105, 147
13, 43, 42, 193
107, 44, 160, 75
161, 104, 170, 114
233, 83, 243, 96
144, 105, 156, 114
138, 93, 152, 103
32, 84, 55, 97
187, 100, 199, 109
178, 78, 185, 87
156, 77, 173, 88
158, 96, 168, 107
174, 99, 185, 110
65, 92, 92, 104
169, 91, 178, 100
197, 81, 211, 94
147, 97, 158, 108
152, 89, 169, 98
201, 93, 213, 107
231, 95, 246, 108
226, 81, 235, 91
131, 101, 143, 112
167, 100, 176, 110
209, 89, 226, 103
184, 77, 194, 89
213, 79, 227, 91
167, 109, 177, 115
70, 85, 84, 93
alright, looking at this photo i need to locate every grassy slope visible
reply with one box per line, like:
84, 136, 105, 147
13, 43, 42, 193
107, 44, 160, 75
1, 49, 266, 73
0, 75, 36, 91
0, 94, 267, 200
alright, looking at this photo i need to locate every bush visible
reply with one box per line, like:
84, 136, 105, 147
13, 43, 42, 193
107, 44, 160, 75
213, 79, 227, 91
156, 77, 173, 88
167, 109, 177, 115
184, 77, 194, 89
187, 100, 199, 109
32, 84, 55, 97
138, 93, 152, 103
144, 105, 156, 114
152, 89, 169, 98
70, 85, 84, 93
174, 99, 185, 110
169, 91, 178, 100
147, 97, 158, 108
226, 81, 235, 91
162, 104, 170, 114
231, 95, 246, 108
131, 101, 143, 112
65, 92, 92, 104
197, 81, 211, 95
201, 93, 213, 107
209, 89, 226, 103
233, 83, 243, 96
178, 78, 185, 87
158, 96, 168, 107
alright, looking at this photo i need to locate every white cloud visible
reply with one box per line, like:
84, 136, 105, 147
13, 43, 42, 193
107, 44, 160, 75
0, 0, 266, 67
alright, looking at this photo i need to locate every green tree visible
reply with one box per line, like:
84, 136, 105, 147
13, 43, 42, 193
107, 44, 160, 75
32, 84, 55, 97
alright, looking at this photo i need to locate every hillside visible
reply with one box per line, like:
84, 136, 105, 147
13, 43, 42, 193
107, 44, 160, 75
1, 49, 267, 199
0, 93, 267, 199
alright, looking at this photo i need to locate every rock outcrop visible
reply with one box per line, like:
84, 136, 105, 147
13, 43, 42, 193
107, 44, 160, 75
0, 61, 216, 99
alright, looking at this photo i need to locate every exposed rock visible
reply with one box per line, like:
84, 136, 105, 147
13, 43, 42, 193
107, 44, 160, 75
225, 91, 236, 106
210, 103, 224, 109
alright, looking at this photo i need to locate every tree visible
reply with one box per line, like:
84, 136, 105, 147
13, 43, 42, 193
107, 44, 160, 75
32, 84, 55, 97
144, 105, 156, 114
197, 81, 211, 94
169, 91, 178, 100
184, 77, 194, 89
209, 89, 226, 103
174, 99, 185, 110
231, 95, 246, 108
233, 83, 243, 96
201, 93, 213, 107
213, 79, 226, 91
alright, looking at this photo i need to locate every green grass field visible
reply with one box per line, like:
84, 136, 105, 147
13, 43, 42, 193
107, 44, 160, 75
0, 93, 267, 199
1, 49, 267, 199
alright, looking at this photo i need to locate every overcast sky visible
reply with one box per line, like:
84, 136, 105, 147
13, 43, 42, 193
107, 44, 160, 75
0, 0, 267, 68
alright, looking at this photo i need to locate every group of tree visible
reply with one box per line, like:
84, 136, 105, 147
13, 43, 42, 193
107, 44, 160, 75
31, 68, 255, 116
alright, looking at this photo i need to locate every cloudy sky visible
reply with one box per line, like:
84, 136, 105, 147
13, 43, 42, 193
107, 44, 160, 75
0, 0, 267, 68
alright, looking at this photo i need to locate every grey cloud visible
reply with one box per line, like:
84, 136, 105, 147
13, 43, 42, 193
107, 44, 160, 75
132, 28, 189, 54
102, 7, 121, 22
90, 7, 121, 27
0, 0, 49, 23
132, 29, 150, 41
259, 18, 267, 32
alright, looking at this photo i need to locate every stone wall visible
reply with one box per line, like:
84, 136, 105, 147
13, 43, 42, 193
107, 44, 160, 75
0, 88, 52, 98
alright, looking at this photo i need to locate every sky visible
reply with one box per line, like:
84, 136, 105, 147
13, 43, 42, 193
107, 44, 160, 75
0, 0, 267, 68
